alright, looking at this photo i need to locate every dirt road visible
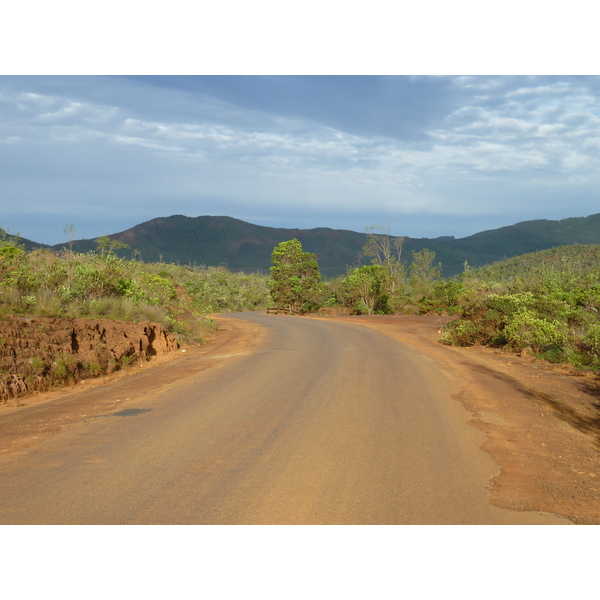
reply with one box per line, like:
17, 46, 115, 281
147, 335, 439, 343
0, 313, 592, 524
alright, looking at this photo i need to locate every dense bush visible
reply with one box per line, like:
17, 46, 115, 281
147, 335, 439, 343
268, 239, 322, 313
440, 245, 600, 369
323, 246, 443, 316
0, 243, 270, 343
340, 265, 391, 315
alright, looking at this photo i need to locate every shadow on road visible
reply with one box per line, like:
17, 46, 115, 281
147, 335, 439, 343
111, 408, 153, 417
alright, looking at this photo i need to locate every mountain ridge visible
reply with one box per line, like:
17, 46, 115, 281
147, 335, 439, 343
5, 212, 600, 277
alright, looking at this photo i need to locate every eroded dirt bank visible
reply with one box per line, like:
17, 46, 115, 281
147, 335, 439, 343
0, 315, 262, 457
318, 314, 600, 525
0, 316, 179, 403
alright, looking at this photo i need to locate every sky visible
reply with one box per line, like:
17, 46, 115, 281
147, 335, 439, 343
1, 2, 599, 248
2, 74, 600, 246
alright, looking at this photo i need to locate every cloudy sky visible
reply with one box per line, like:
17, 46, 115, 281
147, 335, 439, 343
2, 74, 599, 245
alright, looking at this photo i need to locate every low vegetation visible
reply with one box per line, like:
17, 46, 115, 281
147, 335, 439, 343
0, 230, 270, 344
319, 225, 445, 316
439, 245, 600, 370
3, 223, 600, 375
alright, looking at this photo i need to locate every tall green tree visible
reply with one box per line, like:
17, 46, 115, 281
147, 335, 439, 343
269, 239, 322, 312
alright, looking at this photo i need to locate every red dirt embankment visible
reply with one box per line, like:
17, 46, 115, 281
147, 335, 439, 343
0, 316, 179, 403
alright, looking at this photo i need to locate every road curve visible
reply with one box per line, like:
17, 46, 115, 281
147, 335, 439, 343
0, 313, 567, 524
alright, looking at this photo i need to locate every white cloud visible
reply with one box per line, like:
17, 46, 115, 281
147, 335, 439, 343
5, 79, 600, 187
2, 76, 600, 244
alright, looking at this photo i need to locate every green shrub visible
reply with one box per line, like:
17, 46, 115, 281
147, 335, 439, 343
83, 361, 102, 376
503, 309, 566, 352
440, 320, 478, 346
0, 245, 26, 261
136, 273, 177, 305
52, 354, 80, 381
581, 323, 600, 367
342, 265, 391, 315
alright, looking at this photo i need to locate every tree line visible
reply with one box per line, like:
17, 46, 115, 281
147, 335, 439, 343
267, 227, 600, 371
268, 224, 444, 316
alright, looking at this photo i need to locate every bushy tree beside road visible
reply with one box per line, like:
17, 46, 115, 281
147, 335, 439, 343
341, 264, 391, 315
268, 239, 322, 313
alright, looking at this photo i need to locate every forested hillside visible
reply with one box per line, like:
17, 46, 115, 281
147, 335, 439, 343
33, 212, 600, 278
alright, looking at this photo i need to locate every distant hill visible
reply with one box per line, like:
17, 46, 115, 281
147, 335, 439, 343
390, 213, 600, 276
448, 213, 600, 266
0, 228, 49, 253
46, 212, 600, 278
56, 216, 368, 278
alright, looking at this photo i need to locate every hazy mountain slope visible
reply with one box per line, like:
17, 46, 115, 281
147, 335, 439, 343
48, 212, 600, 278
59, 216, 367, 278
450, 213, 600, 257
0, 229, 49, 252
